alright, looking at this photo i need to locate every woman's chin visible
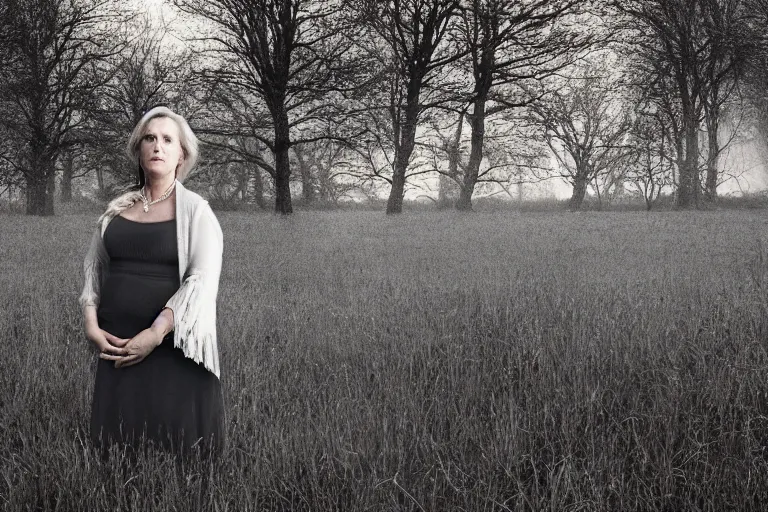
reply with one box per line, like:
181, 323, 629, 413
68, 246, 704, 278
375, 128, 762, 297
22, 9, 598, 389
142, 165, 174, 179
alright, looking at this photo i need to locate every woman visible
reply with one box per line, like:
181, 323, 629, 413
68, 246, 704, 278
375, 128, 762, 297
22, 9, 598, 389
79, 106, 224, 459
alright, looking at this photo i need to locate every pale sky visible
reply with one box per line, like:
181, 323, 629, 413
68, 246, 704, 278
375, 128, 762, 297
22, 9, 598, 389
130, 0, 768, 201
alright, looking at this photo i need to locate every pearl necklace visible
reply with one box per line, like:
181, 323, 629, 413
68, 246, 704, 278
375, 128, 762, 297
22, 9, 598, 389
139, 181, 176, 213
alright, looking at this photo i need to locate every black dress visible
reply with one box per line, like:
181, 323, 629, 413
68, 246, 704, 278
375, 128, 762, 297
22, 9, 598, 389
91, 215, 224, 458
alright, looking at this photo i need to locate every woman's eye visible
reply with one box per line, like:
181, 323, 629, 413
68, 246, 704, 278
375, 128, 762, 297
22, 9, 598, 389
164, 136, 172, 143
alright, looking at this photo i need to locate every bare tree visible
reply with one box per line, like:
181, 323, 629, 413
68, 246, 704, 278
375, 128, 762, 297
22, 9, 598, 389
428, 106, 466, 208
190, 78, 279, 202
700, 0, 753, 200
332, 51, 428, 207
58, 147, 81, 202
0, 0, 123, 215
453, 0, 594, 210
615, 0, 702, 208
616, 0, 752, 207
624, 108, 675, 209
424, 105, 549, 205
173, 0, 355, 215
530, 67, 635, 210
350, 0, 464, 214
291, 128, 355, 205
0, 130, 26, 203
742, 0, 768, 164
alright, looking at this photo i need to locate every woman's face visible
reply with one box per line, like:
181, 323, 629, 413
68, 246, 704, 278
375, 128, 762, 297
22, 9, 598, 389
139, 116, 184, 181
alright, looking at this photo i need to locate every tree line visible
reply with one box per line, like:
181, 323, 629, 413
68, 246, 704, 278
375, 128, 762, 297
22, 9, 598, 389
1, 0, 768, 215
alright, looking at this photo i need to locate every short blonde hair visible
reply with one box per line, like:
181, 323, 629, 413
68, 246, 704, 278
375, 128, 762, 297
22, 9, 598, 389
126, 106, 199, 182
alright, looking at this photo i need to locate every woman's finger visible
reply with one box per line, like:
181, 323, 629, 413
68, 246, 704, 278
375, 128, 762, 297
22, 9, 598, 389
101, 343, 129, 355
100, 351, 130, 361
100, 345, 128, 356
114, 355, 140, 368
103, 331, 129, 347
118, 356, 146, 368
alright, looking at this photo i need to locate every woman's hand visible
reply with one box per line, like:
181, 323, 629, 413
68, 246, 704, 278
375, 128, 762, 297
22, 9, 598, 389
100, 328, 164, 368
85, 324, 130, 357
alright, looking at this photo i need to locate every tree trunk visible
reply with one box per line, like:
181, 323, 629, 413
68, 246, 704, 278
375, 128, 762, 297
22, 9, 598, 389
386, 112, 417, 214
25, 173, 53, 215
645, 180, 656, 211
569, 170, 589, 211
96, 167, 104, 195
455, 182, 473, 211
46, 170, 55, 214
438, 109, 465, 209
704, 112, 719, 201
386, 75, 422, 215
674, 66, 700, 209
301, 167, 314, 204
456, 103, 484, 211
677, 114, 699, 208
671, 135, 681, 204
252, 168, 267, 209
592, 180, 603, 211
237, 168, 248, 201
387, 154, 408, 214
61, 151, 74, 202
437, 174, 452, 209
294, 147, 315, 204
272, 106, 293, 215
318, 167, 331, 203
457, 74, 490, 211
25, 151, 56, 216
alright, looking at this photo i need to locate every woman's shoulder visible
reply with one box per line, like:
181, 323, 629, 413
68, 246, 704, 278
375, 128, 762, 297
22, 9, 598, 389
108, 188, 143, 208
178, 182, 222, 243
180, 186, 209, 208
179, 185, 222, 241
180, 180, 221, 212
97, 188, 143, 228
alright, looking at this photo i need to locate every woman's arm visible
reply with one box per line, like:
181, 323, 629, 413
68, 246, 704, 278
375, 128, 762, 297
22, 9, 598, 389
80, 232, 131, 358
79, 227, 106, 313
151, 308, 175, 338
83, 304, 99, 331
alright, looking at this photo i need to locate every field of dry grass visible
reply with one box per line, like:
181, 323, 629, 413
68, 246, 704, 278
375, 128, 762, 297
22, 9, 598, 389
2, 209, 768, 511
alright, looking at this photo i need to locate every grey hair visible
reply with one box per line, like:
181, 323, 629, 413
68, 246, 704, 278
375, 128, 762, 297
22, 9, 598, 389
126, 106, 199, 183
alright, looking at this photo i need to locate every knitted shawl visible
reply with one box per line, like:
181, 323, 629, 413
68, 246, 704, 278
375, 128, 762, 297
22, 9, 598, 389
79, 179, 224, 378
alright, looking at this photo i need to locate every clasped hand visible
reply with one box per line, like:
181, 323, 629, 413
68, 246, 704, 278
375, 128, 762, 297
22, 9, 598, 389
87, 325, 163, 368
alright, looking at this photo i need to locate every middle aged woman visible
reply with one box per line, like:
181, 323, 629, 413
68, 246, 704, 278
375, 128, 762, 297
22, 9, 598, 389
79, 106, 225, 459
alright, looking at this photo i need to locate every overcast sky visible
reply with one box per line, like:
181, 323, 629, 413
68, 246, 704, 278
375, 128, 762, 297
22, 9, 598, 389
128, 0, 767, 199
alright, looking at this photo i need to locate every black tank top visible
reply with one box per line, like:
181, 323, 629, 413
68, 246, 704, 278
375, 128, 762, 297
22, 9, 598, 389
96, 215, 180, 340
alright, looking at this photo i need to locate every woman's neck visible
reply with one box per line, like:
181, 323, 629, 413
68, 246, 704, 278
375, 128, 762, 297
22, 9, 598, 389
144, 176, 176, 201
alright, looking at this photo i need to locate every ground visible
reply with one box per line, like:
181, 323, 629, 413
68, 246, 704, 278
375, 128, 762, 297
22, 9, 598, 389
2, 209, 768, 510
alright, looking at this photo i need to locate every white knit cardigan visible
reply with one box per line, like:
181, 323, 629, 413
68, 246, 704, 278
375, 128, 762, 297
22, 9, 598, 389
79, 179, 224, 378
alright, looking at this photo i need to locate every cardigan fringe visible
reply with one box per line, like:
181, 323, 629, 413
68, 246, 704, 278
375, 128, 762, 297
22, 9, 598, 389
164, 273, 220, 378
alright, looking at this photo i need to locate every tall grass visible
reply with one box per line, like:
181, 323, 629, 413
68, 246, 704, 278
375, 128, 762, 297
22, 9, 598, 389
2, 209, 768, 511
